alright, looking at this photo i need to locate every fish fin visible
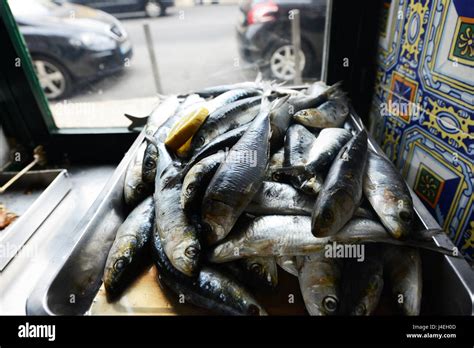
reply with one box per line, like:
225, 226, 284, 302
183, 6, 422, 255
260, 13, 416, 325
272, 80, 287, 88
270, 95, 290, 110
125, 113, 148, 130
321, 81, 344, 98
260, 82, 275, 98
145, 134, 159, 149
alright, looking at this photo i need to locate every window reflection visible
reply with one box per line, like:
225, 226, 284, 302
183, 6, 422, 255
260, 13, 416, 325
9, 0, 326, 128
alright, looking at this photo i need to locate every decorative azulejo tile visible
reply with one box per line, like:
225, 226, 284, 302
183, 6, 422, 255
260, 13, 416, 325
400, 0, 430, 66
397, 126, 472, 260
418, 0, 474, 109
370, 0, 473, 261
449, 16, 474, 66
414, 162, 446, 208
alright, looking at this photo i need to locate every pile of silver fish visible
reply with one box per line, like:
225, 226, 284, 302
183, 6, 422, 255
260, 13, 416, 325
104, 80, 454, 316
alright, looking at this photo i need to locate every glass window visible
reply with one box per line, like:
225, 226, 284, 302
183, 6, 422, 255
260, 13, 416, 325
8, 0, 328, 129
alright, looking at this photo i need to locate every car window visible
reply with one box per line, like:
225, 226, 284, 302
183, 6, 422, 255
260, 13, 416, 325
8, 0, 328, 129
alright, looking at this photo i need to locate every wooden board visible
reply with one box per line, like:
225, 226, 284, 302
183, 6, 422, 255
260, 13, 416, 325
90, 265, 307, 315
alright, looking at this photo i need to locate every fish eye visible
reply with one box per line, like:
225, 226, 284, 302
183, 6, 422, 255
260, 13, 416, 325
246, 304, 261, 316
323, 296, 338, 313
250, 263, 263, 275
136, 184, 144, 193
399, 211, 412, 222
198, 136, 205, 146
113, 258, 127, 272
186, 183, 196, 193
354, 303, 366, 316
145, 158, 156, 169
185, 246, 199, 259
322, 208, 334, 222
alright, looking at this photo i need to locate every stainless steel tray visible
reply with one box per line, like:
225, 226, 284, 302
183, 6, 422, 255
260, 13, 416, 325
26, 115, 474, 315
0, 169, 71, 271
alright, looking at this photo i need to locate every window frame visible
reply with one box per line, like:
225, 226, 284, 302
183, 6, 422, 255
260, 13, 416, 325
0, 1, 137, 164
1, 0, 381, 165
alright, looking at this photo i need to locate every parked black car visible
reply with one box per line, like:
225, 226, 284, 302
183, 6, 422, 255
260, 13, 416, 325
10, 0, 133, 100
236, 0, 326, 81
69, 0, 175, 18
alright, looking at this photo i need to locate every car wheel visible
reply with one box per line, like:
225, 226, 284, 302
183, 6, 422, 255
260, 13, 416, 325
145, 0, 161, 18
32, 56, 71, 100
265, 41, 314, 81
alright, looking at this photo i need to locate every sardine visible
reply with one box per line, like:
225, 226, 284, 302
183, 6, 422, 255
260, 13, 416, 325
125, 95, 180, 132
293, 98, 349, 128
281, 124, 319, 193
265, 147, 285, 180
189, 82, 263, 98
210, 216, 452, 263
104, 197, 154, 300
177, 94, 205, 113
124, 142, 153, 207
311, 131, 368, 237
244, 181, 314, 216
206, 88, 261, 113
225, 256, 278, 290
267, 83, 338, 151
283, 124, 317, 168
190, 96, 262, 152
142, 124, 175, 184
383, 245, 422, 316
202, 98, 275, 244
145, 96, 181, 136
182, 124, 248, 177
305, 81, 330, 96
267, 89, 328, 152
152, 230, 267, 315
274, 128, 351, 190
363, 151, 414, 239
154, 163, 201, 276
209, 216, 319, 262
340, 246, 384, 315
276, 256, 298, 277
142, 97, 187, 185
335, 218, 453, 254
298, 251, 342, 315
181, 152, 225, 213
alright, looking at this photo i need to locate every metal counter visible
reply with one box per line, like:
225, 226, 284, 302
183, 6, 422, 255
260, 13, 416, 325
0, 165, 115, 314
24, 115, 474, 316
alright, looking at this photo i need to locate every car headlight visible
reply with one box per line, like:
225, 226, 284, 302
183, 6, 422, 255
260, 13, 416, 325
78, 33, 117, 51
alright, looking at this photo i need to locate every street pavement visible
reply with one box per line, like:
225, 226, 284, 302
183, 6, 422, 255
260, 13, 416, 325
52, 4, 258, 128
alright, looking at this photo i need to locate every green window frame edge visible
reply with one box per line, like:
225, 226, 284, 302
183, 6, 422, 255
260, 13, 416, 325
0, 0, 56, 132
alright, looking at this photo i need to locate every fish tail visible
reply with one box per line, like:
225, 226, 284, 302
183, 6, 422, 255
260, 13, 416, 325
270, 95, 290, 110
321, 81, 344, 99
125, 113, 148, 130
